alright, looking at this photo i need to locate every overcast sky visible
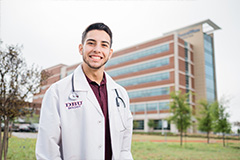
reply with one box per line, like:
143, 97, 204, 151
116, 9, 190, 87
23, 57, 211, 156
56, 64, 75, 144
1, 0, 240, 126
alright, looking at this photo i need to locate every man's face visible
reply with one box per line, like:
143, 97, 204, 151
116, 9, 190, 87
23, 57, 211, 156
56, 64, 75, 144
79, 30, 113, 70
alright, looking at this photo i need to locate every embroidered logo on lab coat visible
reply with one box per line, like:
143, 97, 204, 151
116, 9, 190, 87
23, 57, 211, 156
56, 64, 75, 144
65, 101, 82, 110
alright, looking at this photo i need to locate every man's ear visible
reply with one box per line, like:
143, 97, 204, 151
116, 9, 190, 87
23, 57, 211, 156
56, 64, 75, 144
109, 49, 113, 59
79, 44, 83, 55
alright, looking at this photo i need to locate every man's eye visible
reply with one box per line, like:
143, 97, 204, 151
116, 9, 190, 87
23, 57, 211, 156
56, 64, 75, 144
87, 42, 94, 45
102, 44, 109, 47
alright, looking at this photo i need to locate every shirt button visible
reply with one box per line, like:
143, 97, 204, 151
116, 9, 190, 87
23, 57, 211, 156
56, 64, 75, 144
98, 120, 101, 124
99, 145, 102, 149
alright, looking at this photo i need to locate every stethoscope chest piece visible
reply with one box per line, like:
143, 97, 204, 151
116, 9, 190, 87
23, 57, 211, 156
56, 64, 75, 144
69, 92, 79, 100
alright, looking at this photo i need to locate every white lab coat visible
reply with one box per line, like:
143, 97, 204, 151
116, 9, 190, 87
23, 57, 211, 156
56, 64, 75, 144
36, 65, 133, 160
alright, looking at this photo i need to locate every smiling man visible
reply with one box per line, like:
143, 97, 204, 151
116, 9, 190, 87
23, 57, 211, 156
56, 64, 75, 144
36, 23, 133, 160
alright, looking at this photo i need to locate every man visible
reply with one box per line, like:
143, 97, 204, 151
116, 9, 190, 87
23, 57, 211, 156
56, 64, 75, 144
36, 23, 133, 160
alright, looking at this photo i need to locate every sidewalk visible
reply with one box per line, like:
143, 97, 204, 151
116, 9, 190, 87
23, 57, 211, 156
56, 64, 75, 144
12, 132, 38, 139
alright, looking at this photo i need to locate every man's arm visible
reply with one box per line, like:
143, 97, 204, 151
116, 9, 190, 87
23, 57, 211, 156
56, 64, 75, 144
35, 86, 62, 160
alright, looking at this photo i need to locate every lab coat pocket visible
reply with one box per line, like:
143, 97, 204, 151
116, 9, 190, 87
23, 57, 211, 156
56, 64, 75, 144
114, 107, 127, 132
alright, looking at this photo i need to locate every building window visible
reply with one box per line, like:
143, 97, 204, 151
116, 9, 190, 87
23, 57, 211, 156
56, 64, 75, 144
146, 103, 157, 111
204, 33, 216, 102
128, 87, 169, 99
133, 103, 145, 112
133, 120, 144, 130
130, 101, 169, 114
116, 72, 170, 87
107, 58, 170, 77
159, 102, 170, 110
106, 44, 169, 67
185, 48, 188, 61
154, 120, 171, 130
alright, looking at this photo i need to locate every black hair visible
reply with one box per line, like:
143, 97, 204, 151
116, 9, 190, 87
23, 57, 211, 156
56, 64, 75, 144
81, 23, 113, 47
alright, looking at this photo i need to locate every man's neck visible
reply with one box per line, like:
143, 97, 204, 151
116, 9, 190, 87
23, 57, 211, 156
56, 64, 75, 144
82, 64, 104, 84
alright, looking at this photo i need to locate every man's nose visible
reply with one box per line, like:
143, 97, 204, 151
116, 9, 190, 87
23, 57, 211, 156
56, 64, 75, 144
93, 44, 101, 53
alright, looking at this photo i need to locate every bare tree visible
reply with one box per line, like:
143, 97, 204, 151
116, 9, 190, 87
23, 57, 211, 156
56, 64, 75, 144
0, 44, 49, 160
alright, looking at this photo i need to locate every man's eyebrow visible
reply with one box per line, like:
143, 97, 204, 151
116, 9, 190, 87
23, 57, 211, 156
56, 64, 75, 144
86, 39, 96, 42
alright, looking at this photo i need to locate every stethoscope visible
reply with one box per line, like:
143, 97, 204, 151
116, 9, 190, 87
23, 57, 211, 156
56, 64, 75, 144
69, 74, 126, 109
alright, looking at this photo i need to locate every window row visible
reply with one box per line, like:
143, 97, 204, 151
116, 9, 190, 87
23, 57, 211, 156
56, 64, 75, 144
116, 72, 170, 87
130, 101, 170, 112
133, 119, 170, 130
107, 58, 169, 77
128, 87, 169, 99
106, 44, 169, 67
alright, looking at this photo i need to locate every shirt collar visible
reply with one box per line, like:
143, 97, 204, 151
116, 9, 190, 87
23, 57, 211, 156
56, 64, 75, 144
85, 72, 107, 86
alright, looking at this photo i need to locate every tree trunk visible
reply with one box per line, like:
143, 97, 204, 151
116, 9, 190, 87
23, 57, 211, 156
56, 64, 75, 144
180, 130, 183, 146
3, 118, 9, 160
207, 131, 210, 144
223, 133, 225, 147
0, 118, 2, 160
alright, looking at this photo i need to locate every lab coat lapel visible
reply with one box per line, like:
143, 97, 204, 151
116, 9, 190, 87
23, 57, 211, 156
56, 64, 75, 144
106, 73, 119, 119
73, 65, 104, 117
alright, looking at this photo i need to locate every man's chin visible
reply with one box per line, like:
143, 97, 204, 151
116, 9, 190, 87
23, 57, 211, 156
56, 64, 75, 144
87, 63, 104, 70
83, 59, 108, 70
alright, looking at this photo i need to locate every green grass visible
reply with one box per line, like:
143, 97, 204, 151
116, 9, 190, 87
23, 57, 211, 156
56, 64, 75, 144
132, 141, 240, 160
5, 134, 240, 160
7, 137, 36, 160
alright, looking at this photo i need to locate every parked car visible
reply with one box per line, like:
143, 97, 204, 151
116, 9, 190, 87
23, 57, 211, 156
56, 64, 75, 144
12, 122, 31, 132
28, 123, 39, 132
19, 123, 31, 132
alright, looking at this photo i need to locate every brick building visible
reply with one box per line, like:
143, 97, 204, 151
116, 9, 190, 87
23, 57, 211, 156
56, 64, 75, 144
33, 19, 220, 133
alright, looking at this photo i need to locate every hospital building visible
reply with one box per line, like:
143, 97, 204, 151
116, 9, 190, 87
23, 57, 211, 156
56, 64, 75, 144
33, 19, 220, 133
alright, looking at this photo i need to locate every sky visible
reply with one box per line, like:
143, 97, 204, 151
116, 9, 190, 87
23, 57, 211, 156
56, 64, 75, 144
1, 0, 240, 128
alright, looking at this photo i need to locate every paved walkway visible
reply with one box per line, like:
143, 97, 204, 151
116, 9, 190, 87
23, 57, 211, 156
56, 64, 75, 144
12, 132, 240, 144
134, 139, 240, 143
12, 132, 38, 139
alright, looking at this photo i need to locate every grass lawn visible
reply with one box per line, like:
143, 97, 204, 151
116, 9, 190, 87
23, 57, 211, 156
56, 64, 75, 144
5, 134, 240, 160
132, 134, 240, 160
7, 137, 36, 160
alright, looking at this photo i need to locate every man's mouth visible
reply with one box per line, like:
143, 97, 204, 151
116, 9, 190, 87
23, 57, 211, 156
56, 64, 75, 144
90, 55, 102, 60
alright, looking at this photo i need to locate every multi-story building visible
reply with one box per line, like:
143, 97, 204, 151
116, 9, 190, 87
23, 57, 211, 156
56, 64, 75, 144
33, 19, 220, 133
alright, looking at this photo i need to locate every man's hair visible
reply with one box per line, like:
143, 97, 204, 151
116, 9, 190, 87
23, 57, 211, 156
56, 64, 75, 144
82, 22, 113, 47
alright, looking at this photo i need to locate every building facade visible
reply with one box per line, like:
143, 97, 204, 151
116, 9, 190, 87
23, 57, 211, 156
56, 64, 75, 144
33, 19, 220, 133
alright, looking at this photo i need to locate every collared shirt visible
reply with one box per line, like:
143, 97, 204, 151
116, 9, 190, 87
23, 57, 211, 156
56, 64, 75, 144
86, 73, 112, 160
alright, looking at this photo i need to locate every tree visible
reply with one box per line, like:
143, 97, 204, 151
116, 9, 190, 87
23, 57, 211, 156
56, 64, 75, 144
147, 119, 156, 132
212, 101, 231, 147
197, 100, 214, 144
133, 120, 139, 130
168, 91, 191, 146
0, 44, 49, 160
